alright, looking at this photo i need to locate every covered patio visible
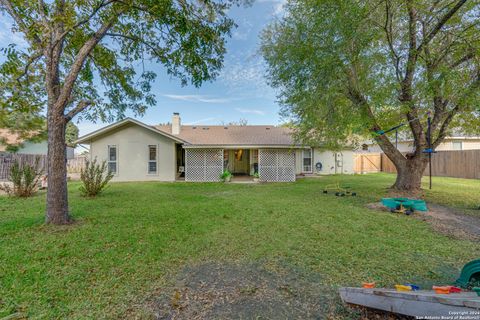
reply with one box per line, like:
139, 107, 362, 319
182, 147, 296, 182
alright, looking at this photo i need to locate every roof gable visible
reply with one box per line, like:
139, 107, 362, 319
75, 118, 187, 144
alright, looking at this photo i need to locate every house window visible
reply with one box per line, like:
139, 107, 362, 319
108, 145, 117, 174
452, 141, 463, 151
303, 149, 312, 173
148, 145, 157, 174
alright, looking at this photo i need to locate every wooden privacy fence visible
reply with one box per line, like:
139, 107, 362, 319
67, 156, 86, 173
381, 150, 480, 179
354, 153, 382, 173
0, 152, 48, 180
355, 150, 480, 179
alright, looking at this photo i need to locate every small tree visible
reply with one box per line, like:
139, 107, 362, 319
79, 158, 114, 197
0, 159, 43, 197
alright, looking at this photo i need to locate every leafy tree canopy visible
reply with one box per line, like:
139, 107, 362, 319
262, 0, 480, 151
0, 0, 247, 125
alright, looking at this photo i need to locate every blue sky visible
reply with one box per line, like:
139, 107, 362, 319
79, 0, 287, 135
0, 0, 287, 136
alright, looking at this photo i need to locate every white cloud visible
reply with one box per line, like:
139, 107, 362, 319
232, 17, 254, 41
163, 94, 231, 103
0, 16, 28, 49
257, 0, 287, 16
235, 108, 266, 115
219, 50, 276, 99
184, 117, 217, 125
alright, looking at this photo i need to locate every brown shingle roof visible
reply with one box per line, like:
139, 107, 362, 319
154, 125, 298, 146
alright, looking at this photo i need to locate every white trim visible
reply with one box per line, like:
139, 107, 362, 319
183, 144, 306, 149
75, 118, 186, 144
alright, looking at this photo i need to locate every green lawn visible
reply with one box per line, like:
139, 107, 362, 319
0, 173, 479, 318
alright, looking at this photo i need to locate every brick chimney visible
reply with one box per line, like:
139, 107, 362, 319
172, 112, 181, 135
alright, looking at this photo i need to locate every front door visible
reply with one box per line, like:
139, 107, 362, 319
233, 149, 249, 174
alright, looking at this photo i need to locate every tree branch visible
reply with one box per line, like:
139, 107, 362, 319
417, 0, 468, 54
65, 100, 93, 121
345, 69, 406, 164
105, 32, 168, 57
432, 71, 480, 147
16, 52, 43, 84
55, 11, 123, 113
54, 0, 117, 46
383, 0, 402, 82
432, 105, 459, 148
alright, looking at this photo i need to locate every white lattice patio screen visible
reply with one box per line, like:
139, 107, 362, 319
185, 149, 223, 182
258, 149, 296, 182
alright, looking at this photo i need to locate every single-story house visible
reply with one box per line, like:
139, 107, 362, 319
359, 136, 480, 153
0, 129, 74, 158
75, 113, 354, 182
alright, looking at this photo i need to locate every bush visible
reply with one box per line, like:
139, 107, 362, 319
0, 158, 43, 197
220, 170, 233, 182
79, 158, 114, 197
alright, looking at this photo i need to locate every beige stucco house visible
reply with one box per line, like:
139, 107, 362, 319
75, 113, 354, 182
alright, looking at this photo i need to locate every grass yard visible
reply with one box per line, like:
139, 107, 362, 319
1, 173, 479, 318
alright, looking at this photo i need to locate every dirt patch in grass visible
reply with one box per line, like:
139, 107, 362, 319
151, 261, 348, 319
367, 202, 480, 241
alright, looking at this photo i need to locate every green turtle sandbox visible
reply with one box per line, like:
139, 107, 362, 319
381, 198, 428, 215
456, 259, 480, 289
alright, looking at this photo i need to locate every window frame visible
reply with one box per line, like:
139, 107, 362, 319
147, 144, 158, 175
302, 148, 313, 173
108, 145, 118, 175
452, 140, 463, 151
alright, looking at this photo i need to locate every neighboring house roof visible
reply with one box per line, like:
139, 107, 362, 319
0, 129, 41, 151
154, 124, 299, 147
363, 135, 480, 145
75, 118, 187, 144
0, 129, 22, 146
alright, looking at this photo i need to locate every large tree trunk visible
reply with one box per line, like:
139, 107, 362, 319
391, 156, 429, 191
45, 114, 70, 224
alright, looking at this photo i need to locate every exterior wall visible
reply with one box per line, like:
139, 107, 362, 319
89, 123, 176, 182
1, 141, 74, 159
312, 149, 355, 175
17, 141, 48, 155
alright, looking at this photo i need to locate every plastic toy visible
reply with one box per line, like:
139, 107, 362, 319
433, 286, 450, 294
404, 284, 420, 291
362, 282, 375, 289
456, 259, 480, 288
323, 182, 357, 197
395, 285, 412, 292
381, 198, 428, 215
448, 286, 461, 293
